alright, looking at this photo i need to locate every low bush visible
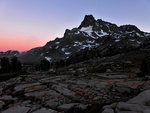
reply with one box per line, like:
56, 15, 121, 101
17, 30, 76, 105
87, 66, 106, 73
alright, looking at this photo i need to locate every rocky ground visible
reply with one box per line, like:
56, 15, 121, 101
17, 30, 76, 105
0, 71, 150, 113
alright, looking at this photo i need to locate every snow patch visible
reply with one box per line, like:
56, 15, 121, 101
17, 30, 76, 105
14, 53, 18, 56
45, 57, 51, 62
80, 26, 97, 39
86, 40, 95, 44
125, 31, 134, 34
95, 30, 108, 37
40, 53, 44, 56
81, 44, 93, 49
144, 33, 150, 37
100, 30, 109, 36
137, 41, 141, 44
80, 26, 93, 35
55, 46, 59, 49
61, 48, 65, 52
73, 41, 82, 46
55, 42, 60, 44
65, 52, 71, 55
136, 33, 142, 37
96, 43, 100, 46
115, 39, 120, 42
75, 31, 80, 35
130, 39, 135, 42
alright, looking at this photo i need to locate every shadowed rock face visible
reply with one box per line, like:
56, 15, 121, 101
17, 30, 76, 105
17, 15, 150, 64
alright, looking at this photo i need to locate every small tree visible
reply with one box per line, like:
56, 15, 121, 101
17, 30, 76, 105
40, 59, 50, 71
140, 58, 150, 76
11, 56, 22, 73
0, 57, 10, 73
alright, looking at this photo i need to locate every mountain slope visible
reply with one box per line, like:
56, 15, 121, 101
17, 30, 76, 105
18, 15, 150, 64
0, 50, 20, 58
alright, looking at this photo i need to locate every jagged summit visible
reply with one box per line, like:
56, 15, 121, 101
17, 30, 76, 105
78, 15, 96, 29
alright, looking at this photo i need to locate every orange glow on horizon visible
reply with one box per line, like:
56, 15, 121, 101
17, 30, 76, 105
0, 33, 48, 52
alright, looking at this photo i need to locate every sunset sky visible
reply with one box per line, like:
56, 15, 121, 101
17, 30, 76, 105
0, 0, 150, 52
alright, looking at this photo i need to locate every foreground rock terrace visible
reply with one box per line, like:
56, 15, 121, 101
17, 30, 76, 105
0, 72, 150, 113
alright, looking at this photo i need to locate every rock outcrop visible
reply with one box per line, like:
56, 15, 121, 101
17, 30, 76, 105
102, 90, 150, 113
0, 71, 149, 113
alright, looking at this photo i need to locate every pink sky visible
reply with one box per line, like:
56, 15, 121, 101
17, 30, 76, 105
0, 33, 49, 52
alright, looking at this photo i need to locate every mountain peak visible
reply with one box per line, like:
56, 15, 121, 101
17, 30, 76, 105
79, 15, 96, 29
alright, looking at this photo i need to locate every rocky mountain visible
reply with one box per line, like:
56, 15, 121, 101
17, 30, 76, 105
0, 50, 20, 58
15, 15, 150, 64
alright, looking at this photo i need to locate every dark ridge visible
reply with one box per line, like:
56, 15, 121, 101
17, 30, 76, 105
119, 24, 142, 33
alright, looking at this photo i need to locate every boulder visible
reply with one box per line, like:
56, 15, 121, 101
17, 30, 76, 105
2, 106, 30, 113
102, 108, 114, 113
116, 102, 150, 112
58, 103, 78, 111
32, 108, 57, 113
14, 83, 41, 92
0, 101, 5, 109
127, 90, 150, 105
102, 90, 150, 113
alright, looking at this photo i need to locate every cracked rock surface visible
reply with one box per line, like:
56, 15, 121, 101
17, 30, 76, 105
0, 72, 149, 113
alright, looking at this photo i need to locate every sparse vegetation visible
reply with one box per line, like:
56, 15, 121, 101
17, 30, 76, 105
0, 56, 23, 81
40, 59, 50, 71
0, 57, 10, 73
87, 66, 106, 73
140, 58, 150, 76
11, 56, 22, 73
